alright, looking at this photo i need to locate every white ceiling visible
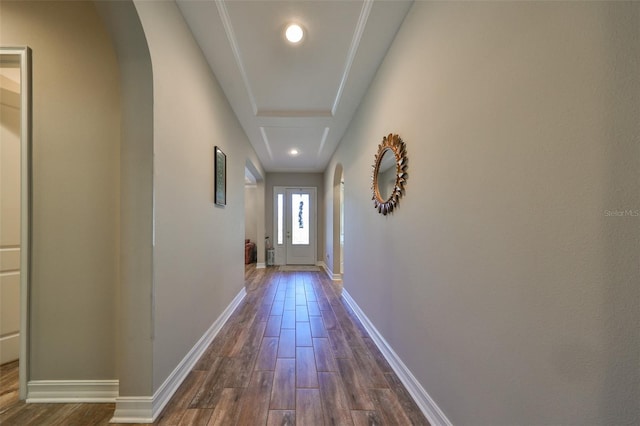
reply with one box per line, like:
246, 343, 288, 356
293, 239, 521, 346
177, 0, 412, 172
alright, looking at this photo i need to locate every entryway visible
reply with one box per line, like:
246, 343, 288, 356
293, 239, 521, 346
330, 163, 344, 279
273, 187, 317, 265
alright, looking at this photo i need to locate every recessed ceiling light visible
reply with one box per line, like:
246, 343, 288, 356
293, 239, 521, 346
285, 24, 304, 44
289, 148, 299, 156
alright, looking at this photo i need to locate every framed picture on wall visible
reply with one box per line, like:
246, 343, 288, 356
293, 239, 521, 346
214, 146, 226, 206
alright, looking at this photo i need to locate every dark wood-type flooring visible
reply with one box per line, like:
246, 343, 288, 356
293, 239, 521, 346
0, 265, 429, 425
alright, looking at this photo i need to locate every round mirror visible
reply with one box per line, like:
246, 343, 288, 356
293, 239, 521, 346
372, 134, 408, 215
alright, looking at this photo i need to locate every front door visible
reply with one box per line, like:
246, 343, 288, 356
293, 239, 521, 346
284, 187, 316, 265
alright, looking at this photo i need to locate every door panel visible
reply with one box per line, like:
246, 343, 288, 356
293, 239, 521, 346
0, 272, 20, 363
285, 188, 316, 265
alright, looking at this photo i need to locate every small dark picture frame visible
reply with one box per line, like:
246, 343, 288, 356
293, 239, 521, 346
214, 146, 226, 206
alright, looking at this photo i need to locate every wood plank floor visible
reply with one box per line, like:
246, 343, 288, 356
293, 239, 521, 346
0, 265, 429, 425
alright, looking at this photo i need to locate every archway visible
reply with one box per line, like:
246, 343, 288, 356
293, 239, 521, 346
332, 163, 344, 278
244, 159, 264, 268
96, 0, 155, 407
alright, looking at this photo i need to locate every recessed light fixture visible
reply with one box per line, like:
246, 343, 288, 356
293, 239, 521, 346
289, 148, 299, 156
285, 23, 304, 44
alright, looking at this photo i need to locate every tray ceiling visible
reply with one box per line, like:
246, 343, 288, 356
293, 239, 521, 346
177, 0, 412, 172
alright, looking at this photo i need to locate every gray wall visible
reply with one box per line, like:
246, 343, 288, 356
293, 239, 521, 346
0, 0, 120, 381
134, 0, 265, 392
324, 2, 639, 425
266, 173, 324, 264
95, 0, 154, 397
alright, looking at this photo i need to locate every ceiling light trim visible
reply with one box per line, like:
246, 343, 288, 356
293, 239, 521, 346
255, 116, 333, 129
259, 127, 274, 160
316, 127, 330, 157
216, 0, 259, 115
331, 0, 373, 116
256, 109, 333, 118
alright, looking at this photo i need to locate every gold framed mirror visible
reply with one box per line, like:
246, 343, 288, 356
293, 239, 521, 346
371, 133, 408, 215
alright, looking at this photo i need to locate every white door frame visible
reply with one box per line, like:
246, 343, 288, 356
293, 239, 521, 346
273, 186, 317, 265
1, 46, 32, 400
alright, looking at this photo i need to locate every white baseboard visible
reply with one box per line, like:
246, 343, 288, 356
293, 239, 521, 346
26, 380, 119, 403
109, 397, 153, 423
317, 261, 342, 281
256, 262, 266, 269
342, 289, 452, 426
110, 287, 247, 424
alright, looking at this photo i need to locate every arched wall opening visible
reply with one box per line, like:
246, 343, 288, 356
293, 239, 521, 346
95, 0, 155, 398
332, 163, 344, 278
244, 158, 265, 268
1, 0, 149, 402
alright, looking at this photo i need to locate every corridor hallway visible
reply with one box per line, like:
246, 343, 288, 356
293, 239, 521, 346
0, 266, 429, 425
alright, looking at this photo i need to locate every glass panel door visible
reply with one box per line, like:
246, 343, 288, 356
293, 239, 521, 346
285, 188, 316, 265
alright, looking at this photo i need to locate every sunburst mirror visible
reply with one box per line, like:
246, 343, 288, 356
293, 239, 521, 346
371, 133, 408, 215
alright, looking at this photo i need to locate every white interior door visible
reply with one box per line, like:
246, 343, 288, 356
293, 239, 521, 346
0, 61, 21, 364
285, 188, 316, 265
